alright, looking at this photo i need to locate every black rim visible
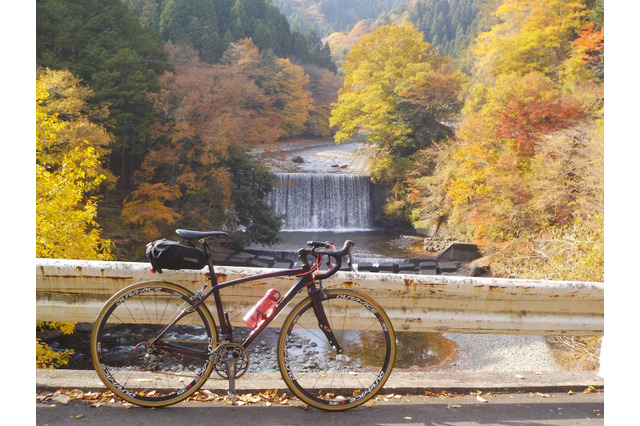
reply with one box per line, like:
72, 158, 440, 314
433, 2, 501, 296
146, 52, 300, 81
280, 291, 394, 409
93, 284, 214, 403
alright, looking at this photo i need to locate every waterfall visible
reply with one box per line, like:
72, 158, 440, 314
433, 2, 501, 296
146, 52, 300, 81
269, 173, 374, 232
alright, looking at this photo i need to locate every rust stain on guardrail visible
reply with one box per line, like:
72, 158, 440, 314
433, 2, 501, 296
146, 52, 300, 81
35, 258, 604, 336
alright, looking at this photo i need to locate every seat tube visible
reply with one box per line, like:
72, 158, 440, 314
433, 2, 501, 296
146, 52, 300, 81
309, 287, 343, 354
202, 240, 231, 337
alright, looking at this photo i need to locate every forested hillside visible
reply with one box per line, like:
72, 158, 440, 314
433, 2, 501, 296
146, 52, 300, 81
36, 0, 605, 288
36, 0, 340, 259
274, 0, 485, 70
408, 0, 484, 60
271, 0, 405, 37
123, 0, 333, 69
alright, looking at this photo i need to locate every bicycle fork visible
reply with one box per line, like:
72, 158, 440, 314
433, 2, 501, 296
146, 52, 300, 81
309, 287, 344, 354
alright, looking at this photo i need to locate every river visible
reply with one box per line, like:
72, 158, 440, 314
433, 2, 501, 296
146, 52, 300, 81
247, 138, 427, 263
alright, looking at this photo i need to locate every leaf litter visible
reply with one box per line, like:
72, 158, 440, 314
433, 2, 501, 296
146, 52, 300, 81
36, 388, 298, 407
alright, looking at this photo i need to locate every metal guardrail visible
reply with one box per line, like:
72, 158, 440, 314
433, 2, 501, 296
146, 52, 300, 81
36, 258, 604, 335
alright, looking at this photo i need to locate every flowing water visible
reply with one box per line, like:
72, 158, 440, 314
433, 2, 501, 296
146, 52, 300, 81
269, 173, 374, 232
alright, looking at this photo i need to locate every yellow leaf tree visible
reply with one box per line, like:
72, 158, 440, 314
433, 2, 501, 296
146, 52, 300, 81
331, 23, 464, 153
261, 57, 312, 138
472, 0, 588, 79
330, 23, 465, 223
36, 68, 114, 368
36, 68, 113, 260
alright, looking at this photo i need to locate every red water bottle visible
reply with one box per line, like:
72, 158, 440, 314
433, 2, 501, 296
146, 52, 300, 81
243, 288, 281, 328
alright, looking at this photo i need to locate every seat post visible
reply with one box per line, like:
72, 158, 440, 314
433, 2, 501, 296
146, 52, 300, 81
201, 240, 219, 286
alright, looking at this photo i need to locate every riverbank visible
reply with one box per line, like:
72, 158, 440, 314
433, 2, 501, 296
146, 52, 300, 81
249, 137, 374, 174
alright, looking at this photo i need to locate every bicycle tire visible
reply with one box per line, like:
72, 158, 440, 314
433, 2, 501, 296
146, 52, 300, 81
277, 288, 396, 411
91, 281, 217, 407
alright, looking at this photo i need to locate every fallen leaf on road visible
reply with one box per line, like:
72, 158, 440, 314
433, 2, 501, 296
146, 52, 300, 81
53, 394, 71, 405
68, 389, 84, 399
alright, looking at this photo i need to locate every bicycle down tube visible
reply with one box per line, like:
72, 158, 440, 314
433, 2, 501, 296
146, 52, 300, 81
149, 242, 325, 353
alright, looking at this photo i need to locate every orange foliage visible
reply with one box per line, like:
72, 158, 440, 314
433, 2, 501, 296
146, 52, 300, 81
574, 23, 604, 64
123, 39, 314, 240
121, 183, 181, 240
496, 92, 586, 157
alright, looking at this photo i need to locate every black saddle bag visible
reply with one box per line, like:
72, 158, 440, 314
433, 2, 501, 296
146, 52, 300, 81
146, 239, 208, 273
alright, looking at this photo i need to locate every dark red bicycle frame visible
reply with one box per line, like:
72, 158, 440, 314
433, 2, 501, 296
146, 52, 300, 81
149, 240, 344, 359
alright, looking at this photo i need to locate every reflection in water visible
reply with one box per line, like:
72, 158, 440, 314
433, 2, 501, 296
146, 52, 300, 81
45, 325, 459, 372
394, 332, 459, 370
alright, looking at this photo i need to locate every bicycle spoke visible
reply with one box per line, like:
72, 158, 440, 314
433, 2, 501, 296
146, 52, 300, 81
278, 289, 395, 411
92, 282, 216, 407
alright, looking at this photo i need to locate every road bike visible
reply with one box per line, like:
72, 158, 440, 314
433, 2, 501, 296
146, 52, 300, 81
91, 229, 396, 411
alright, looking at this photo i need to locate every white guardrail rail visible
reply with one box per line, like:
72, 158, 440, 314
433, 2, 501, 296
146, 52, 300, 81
36, 258, 604, 335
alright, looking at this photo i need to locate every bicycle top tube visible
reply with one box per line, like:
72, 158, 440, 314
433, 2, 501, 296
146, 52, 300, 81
172, 228, 356, 331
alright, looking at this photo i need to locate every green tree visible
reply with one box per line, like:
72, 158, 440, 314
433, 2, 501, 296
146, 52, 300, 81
37, 0, 168, 193
158, 0, 223, 62
305, 29, 337, 72
224, 147, 282, 246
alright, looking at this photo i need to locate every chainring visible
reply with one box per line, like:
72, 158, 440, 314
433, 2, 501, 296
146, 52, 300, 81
211, 342, 250, 379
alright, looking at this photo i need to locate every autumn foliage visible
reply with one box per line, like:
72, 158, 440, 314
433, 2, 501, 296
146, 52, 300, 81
36, 68, 114, 261
35, 0, 605, 286
495, 90, 586, 158
406, 0, 603, 283
121, 39, 313, 243
330, 23, 465, 223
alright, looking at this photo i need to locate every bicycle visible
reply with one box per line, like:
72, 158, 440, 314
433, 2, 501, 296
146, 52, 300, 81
91, 229, 396, 411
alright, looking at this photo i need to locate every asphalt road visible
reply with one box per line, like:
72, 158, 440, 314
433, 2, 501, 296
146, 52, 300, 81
36, 391, 604, 426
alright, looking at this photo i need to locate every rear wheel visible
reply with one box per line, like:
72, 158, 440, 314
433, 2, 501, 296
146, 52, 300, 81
277, 288, 396, 410
91, 281, 216, 407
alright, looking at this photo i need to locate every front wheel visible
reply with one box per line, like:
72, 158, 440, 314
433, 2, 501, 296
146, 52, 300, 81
277, 288, 396, 411
91, 281, 217, 407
